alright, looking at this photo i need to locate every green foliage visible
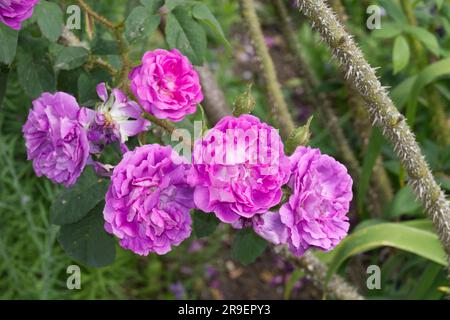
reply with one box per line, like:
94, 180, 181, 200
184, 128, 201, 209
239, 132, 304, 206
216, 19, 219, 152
35, 1, 63, 42
192, 211, 220, 238
0, 24, 18, 64
166, 6, 206, 65
388, 186, 422, 218
54, 46, 89, 71
357, 128, 384, 215
326, 221, 447, 282
231, 228, 267, 265
392, 35, 410, 74
50, 167, 110, 226
58, 202, 116, 268
125, 1, 161, 43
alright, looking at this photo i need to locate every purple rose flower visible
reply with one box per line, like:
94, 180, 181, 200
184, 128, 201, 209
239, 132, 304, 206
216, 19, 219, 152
129, 49, 203, 122
189, 115, 291, 224
22, 92, 90, 187
86, 83, 150, 153
0, 0, 39, 30
104, 144, 194, 256
279, 146, 353, 256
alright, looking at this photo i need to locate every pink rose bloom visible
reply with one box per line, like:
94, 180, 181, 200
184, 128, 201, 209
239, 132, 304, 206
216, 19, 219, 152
129, 49, 203, 122
87, 83, 150, 153
104, 144, 194, 256
189, 115, 290, 223
22, 92, 90, 187
0, 0, 39, 30
280, 146, 353, 256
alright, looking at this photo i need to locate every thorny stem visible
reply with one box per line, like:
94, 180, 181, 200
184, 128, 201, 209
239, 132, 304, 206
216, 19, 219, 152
77, 0, 116, 30
296, 0, 450, 263
284, 250, 364, 300
239, 0, 295, 139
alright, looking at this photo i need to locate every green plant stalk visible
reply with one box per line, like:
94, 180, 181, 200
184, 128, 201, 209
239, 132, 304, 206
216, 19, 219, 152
239, 0, 295, 139
400, 0, 450, 146
275, 0, 392, 214
296, 0, 450, 261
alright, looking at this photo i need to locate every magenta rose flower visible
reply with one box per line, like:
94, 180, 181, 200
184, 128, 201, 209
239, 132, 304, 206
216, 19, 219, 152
104, 144, 194, 256
22, 92, 90, 187
189, 115, 291, 224
0, 0, 39, 30
129, 49, 203, 122
279, 146, 353, 256
86, 83, 150, 153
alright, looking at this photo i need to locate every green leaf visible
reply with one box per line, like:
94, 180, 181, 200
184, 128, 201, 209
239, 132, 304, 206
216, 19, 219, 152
231, 228, 267, 265
51, 167, 110, 225
192, 210, 220, 238
54, 46, 89, 70
405, 26, 440, 56
406, 57, 450, 126
357, 128, 384, 214
0, 65, 9, 108
141, 0, 165, 12
125, 6, 161, 43
378, 0, 407, 24
391, 75, 416, 109
17, 51, 56, 98
35, 1, 63, 42
192, 3, 231, 51
388, 185, 421, 217
165, 0, 186, 10
165, 7, 206, 65
77, 69, 111, 106
392, 35, 410, 74
371, 23, 403, 39
326, 222, 447, 282
0, 24, 18, 64
58, 202, 116, 268
284, 268, 305, 300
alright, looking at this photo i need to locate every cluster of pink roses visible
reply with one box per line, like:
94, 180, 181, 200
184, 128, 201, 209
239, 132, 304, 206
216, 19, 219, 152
23, 49, 353, 258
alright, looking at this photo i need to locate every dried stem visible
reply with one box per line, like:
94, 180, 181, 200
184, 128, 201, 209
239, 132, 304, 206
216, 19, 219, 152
195, 65, 232, 125
296, 0, 450, 259
239, 0, 295, 139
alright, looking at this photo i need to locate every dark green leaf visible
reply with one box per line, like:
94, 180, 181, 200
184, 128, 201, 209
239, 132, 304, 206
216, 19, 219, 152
0, 65, 9, 108
326, 222, 447, 283
91, 39, 118, 55
77, 69, 111, 106
17, 51, 56, 98
51, 167, 110, 225
165, 7, 206, 65
392, 35, 410, 74
141, 0, 165, 13
405, 26, 440, 56
371, 23, 403, 39
58, 202, 116, 268
192, 3, 231, 50
388, 185, 422, 217
231, 228, 267, 265
192, 210, 219, 238
0, 24, 18, 64
378, 0, 407, 24
35, 1, 63, 42
125, 6, 161, 43
357, 128, 384, 214
54, 46, 89, 70
165, 0, 186, 10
